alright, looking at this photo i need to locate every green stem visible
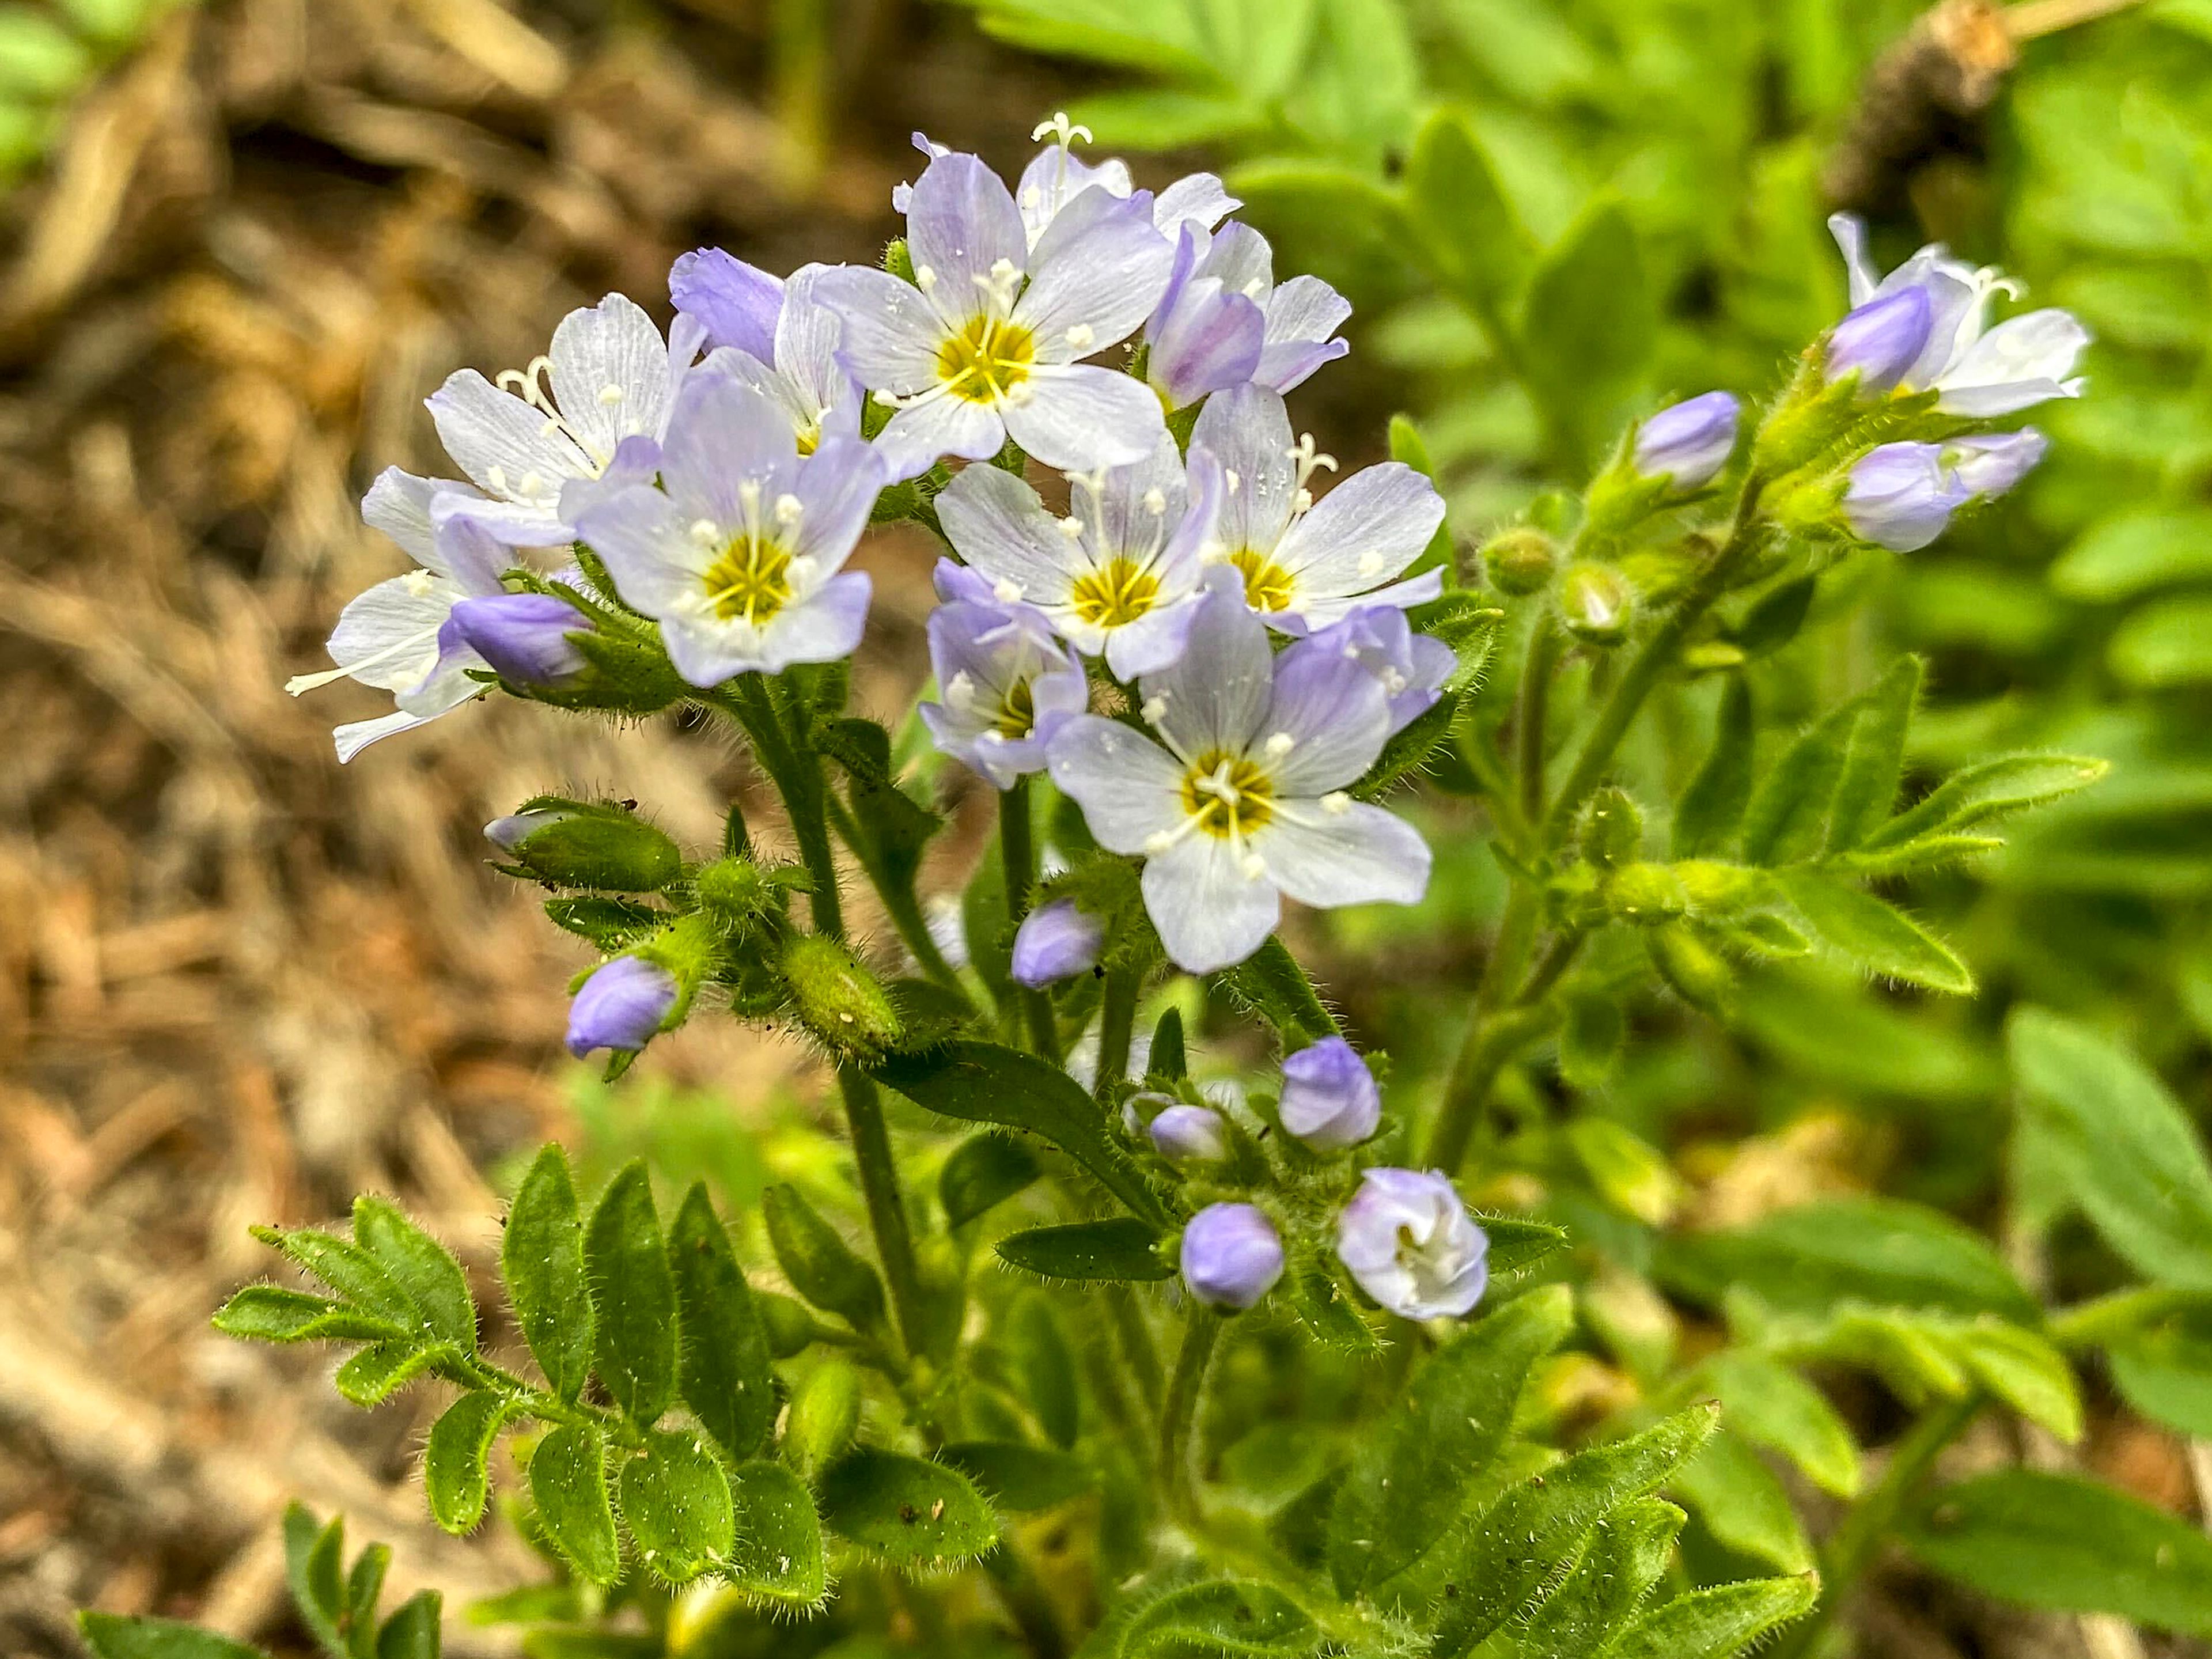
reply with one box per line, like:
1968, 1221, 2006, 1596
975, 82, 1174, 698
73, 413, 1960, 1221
2049, 1284, 2202, 1352
835, 1066, 931, 1362
1000, 778, 1059, 1058
821, 789, 971, 1005
1094, 966, 1138, 1101
1109, 1285, 1165, 1415
1540, 478, 1767, 841
1516, 618, 1560, 832
1158, 1308, 1222, 1527
730, 677, 843, 939
1777, 1394, 1982, 1659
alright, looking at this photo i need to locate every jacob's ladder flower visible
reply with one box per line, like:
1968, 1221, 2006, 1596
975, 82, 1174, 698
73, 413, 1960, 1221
919, 584, 1088, 789
819, 146, 1174, 479
566, 956, 680, 1058
1010, 899, 1105, 987
1335, 1167, 1489, 1320
573, 369, 884, 686
1278, 1036, 1381, 1149
1194, 385, 1445, 632
669, 253, 862, 454
1632, 391, 1741, 490
1146, 220, 1350, 410
1180, 1202, 1285, 1310
1047, 567, 1431, 975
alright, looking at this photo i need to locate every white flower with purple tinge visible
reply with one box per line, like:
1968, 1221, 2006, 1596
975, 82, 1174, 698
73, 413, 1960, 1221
1828, 214, 2088, 416
1292, 607, 1454, 737
1194, 385, 1445, 633
938, 436, 1222, 677
567, 956, 679, 1058
817, 146, 1174, 479
1945, 428, 2048, 499
669, 252, 862, 454
1335, 1167, 1488, 1320
423, 293, 688, 547
1146, 221, 1350, 410
1010, 113, 1237, 248
1277, 1036, 1380, 1150
1842, 441, 1972, 552
1633, 391, 1740, 490
918, 571, 1088, 789
573, 369, 883, 686
287, 472, 511, 761
1149, 1104, 1230, 1163
1011, 898, 1105, 987
1047, 568, 1431, 975
1180, 1202, 1284, 1310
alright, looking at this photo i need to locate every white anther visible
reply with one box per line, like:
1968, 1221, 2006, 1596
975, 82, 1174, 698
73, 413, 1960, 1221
1288, 433, 1339, 490
1294, 488, 1313, 515
1321, 791, 1351, 815
1240, 853, 1267, 880
1021, 184, 1041, 211
688, 518, 720, 545
486, 465, 509, 494
1357, 550, 1385, 577
946, 669, 978, 710
403, 569, 435, 597
981, 729, 1007, 744
1381, 668, 1408, 695
1224, 469, 1241, 493
516, 471, 543, 499
1064, 324, 1095, 351
1058, 515, 1085, 540
789, 554, 819, 582
993, 578, 1022, 602
597, 382, 625, 406
914, 264, 937, 293
1241, 277, 1267, 299
1141, 695, 1168, 722
775, 493, 804, 525
874, 389, 903, 407
1264, 732, 1294, 758
1144, 830, 1176, 855
1003, 381, 1036, 407
1142, 487, 1167, 514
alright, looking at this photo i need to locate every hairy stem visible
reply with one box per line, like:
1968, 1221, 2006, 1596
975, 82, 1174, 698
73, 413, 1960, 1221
1094, 965, 1138, 1101
1540, 478, 1767, 840
836, 1066, 931, 1362
821, 789, 970, 1005
999, 778, 1059, 1058
1516, 618, 1560, 833
1158, 1308, 1222, 1527
729, 677, 844, 939
1425, 882, 1540, 1170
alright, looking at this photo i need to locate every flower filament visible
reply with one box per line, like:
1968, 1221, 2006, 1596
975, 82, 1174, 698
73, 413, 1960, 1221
937, 312, 1037, 406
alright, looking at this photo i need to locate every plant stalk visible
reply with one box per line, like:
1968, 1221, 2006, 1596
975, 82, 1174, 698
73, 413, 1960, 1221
835, 1065, 930, 1362
1094, 965, 1138, 1101
1158, 1307, 1223, 1527
999, 778, 1059, 1058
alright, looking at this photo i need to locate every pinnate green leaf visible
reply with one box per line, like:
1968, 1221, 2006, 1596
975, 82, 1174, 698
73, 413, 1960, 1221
425, 1392, 507, 1535
1597, 1574, 1818, 1658
666, 1183, 775, 1460
1669, 1430, 1811, 1573
503, 1143, 593, 1402
529, 1424, 620, 1585
1775, 870, 1973, 994
586, 1163, 678, 1422
1701, 1350, 1859, 1497
211, 1286, 406, 1346
353, 1197, 475, 1352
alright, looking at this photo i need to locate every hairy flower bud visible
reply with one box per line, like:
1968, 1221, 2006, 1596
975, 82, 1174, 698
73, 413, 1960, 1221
784, 1358, 863, 1478
1560, 563, 1634, 646
1277, 1037, 1380, 1150
1335, 1167, 1488, 1320
483, 808, 569, 851
1843, 441, 1970, 552
1633, 391, 1740, 490
442, 594, 590, 687
1010, 899, 1105, 988
494, 800, 683, 892
1482, 527, 1558, 597
1824, 286, 1933, 393
1149, 1103, 1230, 1162
565, 956, 679, 1058
1180, 1202, 1285, 1311
781, 934, 903, 1061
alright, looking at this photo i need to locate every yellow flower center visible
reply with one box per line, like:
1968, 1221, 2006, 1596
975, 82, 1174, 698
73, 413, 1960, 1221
701, 535, 793, 625
993, 676, 1037, 740
1228, 547, 1296, 612
937, 315, 1037, 405
1180, 751, 1274, 838
1068, 556, 1160, 628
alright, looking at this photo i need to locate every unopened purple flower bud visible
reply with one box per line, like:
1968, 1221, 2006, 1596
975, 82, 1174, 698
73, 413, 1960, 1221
1335, 1167, 1488, 1320
1825, 287, 1934, 393
483, 808, 568, 850
1633, 391, 1740, 490
565, 956, 679, 1059
1010, 899, 1104, 988
1945, 429, 2048, 499
444, 594, 589, 687
1180, 1202, 1285, 1311
1843, 441, 1971, 552
1149, 1104, 1230, 1162
1278, 1036, 1380, 1149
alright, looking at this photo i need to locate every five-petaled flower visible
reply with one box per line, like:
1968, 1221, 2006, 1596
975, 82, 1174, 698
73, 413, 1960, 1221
1048, 568, 1431, 974
669, 253, 863, 456
938, 435, 1223, 678
1145, 221, 1351, 411
1194, 385, 1445, 633
819, 146, 1174, 479
918, 562, 1089, 789
573, 369, 884, 686
1335, 1166, 1489, 1320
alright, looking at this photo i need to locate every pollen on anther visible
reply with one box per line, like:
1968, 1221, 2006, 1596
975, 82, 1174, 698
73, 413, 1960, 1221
486, 465, 509, 493
688, 518, 720, 544
1321, 791, 1352, 815
1264, 732, 1294, 757
993, 578, 1022, 602
403, 569, 435, 597
1065, 324, 1095, 351
775, 493, 804, 525
1224, 469, 1241, 493
1141, 695, 1168, 722
1142, 488, 1166, 514
1240, 854, 1267, 879
597, 383, 625, 406
915, 265, 937, 293
1058, 516, 1084, 540
1358, 550, 1385, 577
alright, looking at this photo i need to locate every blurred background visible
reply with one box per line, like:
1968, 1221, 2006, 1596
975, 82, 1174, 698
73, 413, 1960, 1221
3, 0, 2211, 1653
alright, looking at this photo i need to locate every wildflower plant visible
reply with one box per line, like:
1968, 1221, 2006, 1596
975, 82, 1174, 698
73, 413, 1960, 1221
198, 111, 2172, 1659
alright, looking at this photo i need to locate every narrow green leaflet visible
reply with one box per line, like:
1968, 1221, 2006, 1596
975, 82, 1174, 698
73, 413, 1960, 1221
619, 1430, 735, 1584
763, 1181, 889, 1330
1672, 677, 1754, 858
1948, 1320, 2082, 1442
424, 1391, 508, 1534
333, 1341, 445, 1408
997, 1218, 1172, 1281
249, 1228, 415, 1328
2109, 1325, 2212, 1438
1482, 1216, 1571, 1277
1119, 1580, 1321, 1658
1863, 753, 2106, 850
1823, 656, 1921, 853
2008, 1006, 2212, 1291
283, 1505, 349, 1659
666, 1183, 775, 1460
1775, 871, 1973, 994
585, 1164, 679, 1423
1502, 1498, 1684, 1659
1738, 695, 1858, 866
352, 1197, 476, 1353
1902, 1468, 2212, 1636
940, 1132, 1043, 1229
817, 1449, 1000, 1567
1596, 1575, 1818, 1659
1211, 938, 1342, 1051
726, 1460, 829, 1609
1700, 1350, 1859, 1496
1518, 200, 1654, 461
79, 1616, 267, 1659
372, 1594, 438, 1659
876, 1041, 1172, 1226
1328, 1283, 1572, 1594
1669, 1430, 1812, 1573
1006, 1291, 1081, 1449
1402, 105, 1529, 318
211, 1286, 406, 1346
503, 1142, 594, 1402
529, 1423, 621, 1585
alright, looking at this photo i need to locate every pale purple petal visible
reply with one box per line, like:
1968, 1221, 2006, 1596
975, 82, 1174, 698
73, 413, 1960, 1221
427, 369, 590, 501
575, 486, 700, 615
1142, 832, 1280, 974
1102, 598, 1204, 679
1016, 147, 1134, 244
906, 152, 1027, 325
1191, 385, 1297, 556
335, 709, 437, 762
999, 366, 1165, 472
1256, 642, 1392, 794
548, 293, 675, 463
1149, 276, 1264, 408
874, 391, 1007, 480
670, 248, 783, 361
1047, 715, 1184, 853
1271, 462, 1445, 596
816, 265, 946, 393
1154, 173, 1237, 237
1016, 187, 1176, 355
1256, 801, 1430, 909
789, 435, 886, 572
1136, 567, 1272, 759
754, 569, 871, 672
937, 463, 1086, 600
363, 467, 464, 565
1827, 212, 1882, 306
657, 371, 797, 526
778, 264, 861, 435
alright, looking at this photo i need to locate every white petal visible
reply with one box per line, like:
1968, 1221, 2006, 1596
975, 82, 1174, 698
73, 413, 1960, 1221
1271, 462, 1444, 593
1142, 834, 1280, 974
1190, 384, 1297, 556
816, 266, 947, 394
1155, 172, 1239, 238
1136, 568, 1272, 759
1046, 715, 1185, 853
937, 463, 1088, 600
1257, 801, 1430, 908
547, 293, 672, 462
999, 365, 1165, 473
1016, 187, 1175, 357
334, 709, 438, 763
426, 369, 592, 499
874, 391, 1007, 480
363, 467, 472, 565
1936, 309, 2091, 414
326, 577, 455, 692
